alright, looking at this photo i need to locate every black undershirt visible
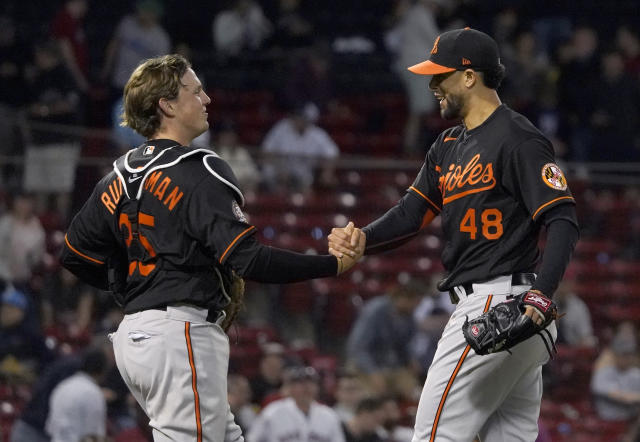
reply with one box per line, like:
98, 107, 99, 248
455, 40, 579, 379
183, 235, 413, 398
228, 235, 338, 283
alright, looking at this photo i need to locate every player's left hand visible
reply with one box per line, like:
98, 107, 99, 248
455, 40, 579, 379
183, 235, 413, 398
328, 221, 365, 258
523, 305, 544, 326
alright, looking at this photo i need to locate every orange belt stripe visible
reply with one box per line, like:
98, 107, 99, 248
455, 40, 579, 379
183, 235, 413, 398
429, 294, 494, 441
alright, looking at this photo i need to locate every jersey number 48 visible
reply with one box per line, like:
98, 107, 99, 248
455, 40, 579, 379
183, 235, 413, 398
459, 208, 503, 240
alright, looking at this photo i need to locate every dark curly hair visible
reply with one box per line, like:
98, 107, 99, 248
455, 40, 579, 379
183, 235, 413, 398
478, 63, 506, 90
121, 54, 191, 138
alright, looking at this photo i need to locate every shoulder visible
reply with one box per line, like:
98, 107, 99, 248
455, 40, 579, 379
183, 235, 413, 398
498, 107, 552, 153
312, 402, 340, 420
202, 153, 244, 205
261, 398, 291, 417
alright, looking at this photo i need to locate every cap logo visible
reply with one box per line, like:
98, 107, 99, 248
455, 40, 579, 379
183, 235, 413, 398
462, 58, 471, 65
430, 36, 441, 55
144, 145, 155, 155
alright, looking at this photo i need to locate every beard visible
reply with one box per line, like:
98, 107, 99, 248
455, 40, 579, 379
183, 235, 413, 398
440, 92, 464, 120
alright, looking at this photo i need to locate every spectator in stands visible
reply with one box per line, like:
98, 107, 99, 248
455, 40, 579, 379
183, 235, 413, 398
554, 278, 597, 348
0, 14, 26, 180
23, 40, 82, 196
261, 102, 339, 193
591, 331, 640, 421
391, 0, 441, 155
279, 42, 335, 113
248, 365, 345, 442
346, 280, 424, 400
113, 400, 153, 442
250, 342, 286, 406
333, 369, 368, 423
616, 25, 640, 77
0, 284, 51, 377
410, 273, 454, 377
10, 352, 83, 442
212, 0, 272, 58
40, 268, 97, 341
45, 347, 108, 442
377, 394, 413, 442
342, 397, 385, 442
0, 193, 45, 288
228, 373, 258, 434
101, 0, 170, 104
501, 29, 549, 119
212, 119, 260, 192
50, 0, 89, 93
556, 25, 600, 162
590, 48, 640, 162
269, 0, 314, 50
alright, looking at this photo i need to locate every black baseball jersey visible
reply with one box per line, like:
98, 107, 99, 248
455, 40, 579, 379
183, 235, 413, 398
409, 104, 575, 290
61, 139, 257, 314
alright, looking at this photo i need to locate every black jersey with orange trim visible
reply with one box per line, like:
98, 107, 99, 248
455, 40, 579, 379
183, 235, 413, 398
61, 139, 256, 314
409, 104, 575, 291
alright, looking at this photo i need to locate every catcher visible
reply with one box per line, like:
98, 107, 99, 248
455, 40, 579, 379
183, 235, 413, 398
60, 54, 364, 442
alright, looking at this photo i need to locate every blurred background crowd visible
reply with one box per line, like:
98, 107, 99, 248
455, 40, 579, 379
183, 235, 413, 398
0, 0, 639, 441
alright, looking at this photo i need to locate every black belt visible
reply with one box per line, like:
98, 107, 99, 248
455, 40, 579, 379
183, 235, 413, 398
449, 273, 536, 303
143, 304, 223, 324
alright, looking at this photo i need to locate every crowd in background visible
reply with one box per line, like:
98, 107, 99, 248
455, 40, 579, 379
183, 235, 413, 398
0, 0, 640, 441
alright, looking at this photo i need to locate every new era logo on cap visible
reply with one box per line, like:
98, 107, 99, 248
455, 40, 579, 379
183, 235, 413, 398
408, 28, 500, 75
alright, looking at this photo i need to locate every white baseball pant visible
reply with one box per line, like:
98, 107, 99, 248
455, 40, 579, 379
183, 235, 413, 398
412, 275, 557, 442
111, 304, 244, 441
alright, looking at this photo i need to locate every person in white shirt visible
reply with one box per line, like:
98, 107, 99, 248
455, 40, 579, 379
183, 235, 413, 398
262, 102, 339, 193
248, 366, 345, 442
45, 348, 107, 442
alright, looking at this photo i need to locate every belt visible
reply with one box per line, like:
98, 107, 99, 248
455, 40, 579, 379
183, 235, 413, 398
148, 304, 224, 324
448, 273, 536, 304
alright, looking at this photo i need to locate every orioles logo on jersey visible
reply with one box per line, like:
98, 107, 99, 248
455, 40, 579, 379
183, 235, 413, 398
541, 163, 567, 191
438, 154, 496, 204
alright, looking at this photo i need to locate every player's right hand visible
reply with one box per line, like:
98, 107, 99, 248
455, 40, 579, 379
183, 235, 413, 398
328, 221, 365, 258
329, 222, 365, 274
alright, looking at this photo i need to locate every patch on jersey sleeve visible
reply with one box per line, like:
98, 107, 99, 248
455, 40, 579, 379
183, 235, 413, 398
232, 200, 247, 223
541, 163, 567, 191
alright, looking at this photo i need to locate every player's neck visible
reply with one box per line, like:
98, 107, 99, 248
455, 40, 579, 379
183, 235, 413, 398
151, 127, 194, 147
462, 91, 502, 131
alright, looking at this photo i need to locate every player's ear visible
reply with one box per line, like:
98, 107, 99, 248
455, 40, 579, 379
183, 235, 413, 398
463, 69, 477, 88
158, 97, 174, 117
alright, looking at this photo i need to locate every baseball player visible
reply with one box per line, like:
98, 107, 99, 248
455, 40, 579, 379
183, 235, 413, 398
247, 366, 345, 442
60, 54, 364, 442
329, 28, 579, 441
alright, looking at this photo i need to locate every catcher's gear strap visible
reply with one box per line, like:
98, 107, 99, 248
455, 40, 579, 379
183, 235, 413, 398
113, 144, 245, 206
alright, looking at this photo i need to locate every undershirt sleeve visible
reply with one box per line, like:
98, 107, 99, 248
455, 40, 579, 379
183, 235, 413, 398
530, 204, 580, 297
226, 235, 338, 283
362, 192, 434, 254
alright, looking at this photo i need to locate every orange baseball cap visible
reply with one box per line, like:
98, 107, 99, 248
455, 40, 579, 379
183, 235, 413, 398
408, 28, 501, 75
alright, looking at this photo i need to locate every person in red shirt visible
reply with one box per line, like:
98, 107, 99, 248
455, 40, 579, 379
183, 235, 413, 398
51, 0, 89, 92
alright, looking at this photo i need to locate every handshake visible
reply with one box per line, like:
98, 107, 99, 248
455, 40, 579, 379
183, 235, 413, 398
328, 222, 366, 275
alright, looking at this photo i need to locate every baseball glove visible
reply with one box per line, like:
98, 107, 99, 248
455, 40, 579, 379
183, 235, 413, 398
214, 267, 246, 332
462, 291, 559, 357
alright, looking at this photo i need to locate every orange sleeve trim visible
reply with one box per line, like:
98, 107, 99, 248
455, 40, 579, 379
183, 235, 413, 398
430, 294, 493, 441
420, 210, 436, 229
444, 137, 457, 142
219, 226, 256, 263
64, 234, 104, 265
532, 196, 575, 220
185, 323, 203, 442
409, 186, 441, 213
